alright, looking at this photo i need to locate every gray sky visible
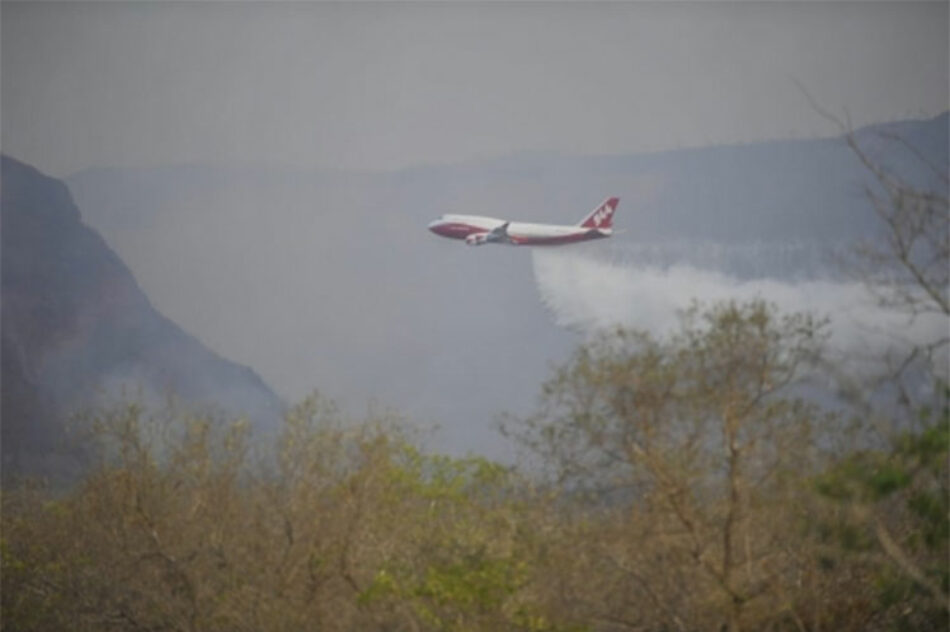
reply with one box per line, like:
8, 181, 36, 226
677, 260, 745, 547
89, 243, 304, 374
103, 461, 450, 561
3, 2, 947, 177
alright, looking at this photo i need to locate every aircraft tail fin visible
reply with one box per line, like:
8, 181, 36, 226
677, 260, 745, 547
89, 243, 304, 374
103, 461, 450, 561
578, 197, 619, 229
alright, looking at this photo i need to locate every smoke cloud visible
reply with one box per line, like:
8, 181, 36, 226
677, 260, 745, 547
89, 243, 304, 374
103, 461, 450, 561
531, 248, 947, 380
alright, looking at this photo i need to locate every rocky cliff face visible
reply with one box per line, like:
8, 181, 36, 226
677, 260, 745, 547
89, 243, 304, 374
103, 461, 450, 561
1, 156, 284, 478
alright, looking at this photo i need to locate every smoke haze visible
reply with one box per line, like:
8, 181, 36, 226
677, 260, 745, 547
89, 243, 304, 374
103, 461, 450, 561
531, 248, 948, 381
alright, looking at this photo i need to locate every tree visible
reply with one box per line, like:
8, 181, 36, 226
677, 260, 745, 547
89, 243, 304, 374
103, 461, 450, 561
1, 396, 557, 632
507, 300, 829, 631
786, 94, 950, 627
810, 115, 950, 630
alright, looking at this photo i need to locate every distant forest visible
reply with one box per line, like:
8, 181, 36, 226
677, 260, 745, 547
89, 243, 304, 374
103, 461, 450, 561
2, 131, 947, 631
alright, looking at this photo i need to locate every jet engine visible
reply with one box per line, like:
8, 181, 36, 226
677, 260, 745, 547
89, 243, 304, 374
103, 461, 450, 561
465, 233, 489, 246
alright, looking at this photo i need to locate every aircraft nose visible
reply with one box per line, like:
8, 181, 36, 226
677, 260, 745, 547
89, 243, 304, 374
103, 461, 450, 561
427, 219, 445, 234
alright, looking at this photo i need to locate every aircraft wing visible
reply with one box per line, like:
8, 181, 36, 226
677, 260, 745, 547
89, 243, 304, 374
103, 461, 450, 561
464, 222, 510, 246
489, 221, 511, 241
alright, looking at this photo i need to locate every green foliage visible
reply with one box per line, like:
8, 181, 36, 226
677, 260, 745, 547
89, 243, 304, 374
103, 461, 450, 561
813, 414, 949, 629
1, 396, 556, 632
814, 452, 912, 502
361, 554, 527, 629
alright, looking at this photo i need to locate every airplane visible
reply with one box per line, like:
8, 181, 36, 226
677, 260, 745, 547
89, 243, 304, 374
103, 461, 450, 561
427, 197, 619, 246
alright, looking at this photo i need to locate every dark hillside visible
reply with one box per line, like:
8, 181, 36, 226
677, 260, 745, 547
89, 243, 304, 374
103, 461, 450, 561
1, 156, 284, 478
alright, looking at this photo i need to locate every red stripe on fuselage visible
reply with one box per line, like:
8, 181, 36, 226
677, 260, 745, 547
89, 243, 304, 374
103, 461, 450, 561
428, 222, 485, 239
